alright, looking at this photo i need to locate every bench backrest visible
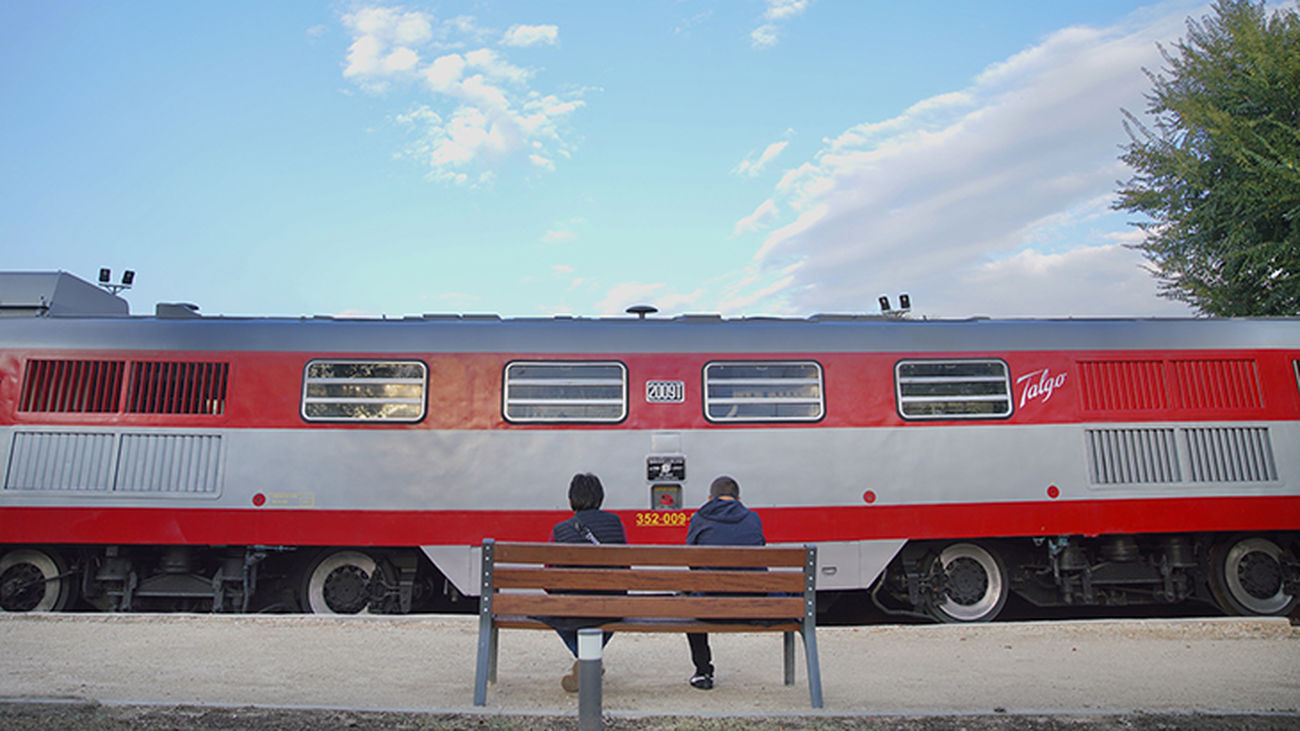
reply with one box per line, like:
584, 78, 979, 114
480, 540, 817, 622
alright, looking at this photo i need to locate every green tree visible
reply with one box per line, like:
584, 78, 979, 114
1115, 0, 1300, 316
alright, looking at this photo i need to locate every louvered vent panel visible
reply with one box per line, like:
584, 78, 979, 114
1184, 427, 1276, 482
127, 362, 228, 415
1171, 359, 1262, 410
19, 360, 124, 413
4, 431, 116, 491
116, 433, 222, 494
1078, 360, 1167, 411
1085, 428, 1181, 485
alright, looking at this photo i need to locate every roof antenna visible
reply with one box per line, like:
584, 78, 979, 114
626, 305, 658, 319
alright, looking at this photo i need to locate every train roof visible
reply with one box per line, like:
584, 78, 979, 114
0, 272, 129, 318
2, 308, 1298, 354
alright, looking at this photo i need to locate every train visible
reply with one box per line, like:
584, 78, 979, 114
1, 270, 1297, 621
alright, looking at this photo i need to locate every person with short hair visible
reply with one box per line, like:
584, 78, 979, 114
549, 472, 626, 692
684, 475, 765, 690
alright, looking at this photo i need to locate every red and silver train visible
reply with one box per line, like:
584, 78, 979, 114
2, 271, 1297, 621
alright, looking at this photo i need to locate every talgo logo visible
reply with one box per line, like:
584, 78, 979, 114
1015, 368, 1067, 408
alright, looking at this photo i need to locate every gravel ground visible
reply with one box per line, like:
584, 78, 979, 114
0, 701, 1297, 730
1, 614, 1297, 729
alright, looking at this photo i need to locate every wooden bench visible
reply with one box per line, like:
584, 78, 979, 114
472, 539, 823, 708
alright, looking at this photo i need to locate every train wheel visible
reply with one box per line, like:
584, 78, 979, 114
0, 548, 75, 612
301, 550, 376, 615
1208, 536, 1298, 616
926, 542, 1009, 623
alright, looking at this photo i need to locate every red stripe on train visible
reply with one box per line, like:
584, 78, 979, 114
2, 495, 1297, 546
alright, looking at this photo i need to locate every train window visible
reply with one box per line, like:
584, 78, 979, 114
503, 361, 627, 423
301, 360, 427, 422
703, 361, 824, 422
895, 359, 1012, 419
126, 361, 229, 415
19, 359, 124, 413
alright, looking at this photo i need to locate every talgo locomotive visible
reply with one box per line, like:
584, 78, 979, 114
2, 271, 1297, 621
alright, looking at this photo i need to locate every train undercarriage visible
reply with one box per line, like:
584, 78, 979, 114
0, 544, 469, 615
874, 531, 1300, 622
2, 531, 1297, 621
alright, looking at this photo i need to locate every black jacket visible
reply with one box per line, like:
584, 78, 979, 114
686, 497, 765, 546
551, 508, 627, 545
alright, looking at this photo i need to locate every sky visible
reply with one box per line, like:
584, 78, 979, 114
0, 1, 1214, 320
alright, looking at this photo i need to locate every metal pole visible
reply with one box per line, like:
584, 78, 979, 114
577, 628, 603, 730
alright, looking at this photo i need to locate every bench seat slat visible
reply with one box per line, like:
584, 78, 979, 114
494, 542, 806, 567
493, 593, 804, 620
495, 618, 801, 633
493, 566, 806, 593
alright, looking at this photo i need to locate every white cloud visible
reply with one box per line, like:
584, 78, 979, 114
595, 281, 705, 317
424, 54, 466, 91
342, 7, 433, 83
727, 1, 1202, 317
764, 0, 810, 22
341, 6, 586, 183
947, 244, 1188, 317
734, 139, 790, 178
734, 199, 780, 236
542, 229, 574, 243
751, 0, 810, 48
502, 24, 559, 47
751, 25, 780, 49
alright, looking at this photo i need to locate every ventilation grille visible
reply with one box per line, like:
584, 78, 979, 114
19, 360, 125, 413
1086, 428, 1180, 485
5, 431, 223, 495
1171, 359, 1262, 410
5, 431, 117, 491
1183, 427, 1276, 482
1079, 360, 1166, 411
127, 362, 229, 415
1078, 358, 1264, 413
116, 434, 222, 493
1086, 426, 1277, 486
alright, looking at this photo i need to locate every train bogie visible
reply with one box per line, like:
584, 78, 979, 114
875, 531, 1299, 621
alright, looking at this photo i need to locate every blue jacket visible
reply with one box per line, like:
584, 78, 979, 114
686, 497, 765, 547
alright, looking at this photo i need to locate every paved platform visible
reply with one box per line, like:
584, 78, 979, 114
0, 614, 1297, 717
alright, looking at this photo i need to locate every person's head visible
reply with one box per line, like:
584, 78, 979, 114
709, 475, 740, 500
569, 473, 605, 511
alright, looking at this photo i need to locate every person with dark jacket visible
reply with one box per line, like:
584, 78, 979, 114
684, 475, 764, 690
549, 472, 626, 692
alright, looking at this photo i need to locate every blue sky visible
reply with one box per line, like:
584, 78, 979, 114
2, 1, 1208, 319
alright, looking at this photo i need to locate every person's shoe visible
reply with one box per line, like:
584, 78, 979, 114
689, 672, 714, 690
561, 660, 579, 693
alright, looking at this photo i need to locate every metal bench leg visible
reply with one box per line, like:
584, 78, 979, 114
473, 616, 492, 706
801, 625, 823, 708
782, 631, 795, 685
474, 539, 496, 706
